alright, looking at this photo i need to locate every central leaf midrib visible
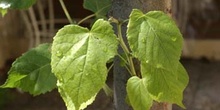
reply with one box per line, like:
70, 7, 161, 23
146, 19, 174, 69
75, 33, 96, 107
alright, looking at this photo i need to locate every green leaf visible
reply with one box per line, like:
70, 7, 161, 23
127, 76, 153, 110
83, 0, 112, 18
0, 0, 36, 15
51, 19, 118, 110
127, 9, 189, 108
0, 43, 57, 96
142, 62, 188, 108
127, 9, 183, 70
0, 0, 36, 9
0, 8, 7, 16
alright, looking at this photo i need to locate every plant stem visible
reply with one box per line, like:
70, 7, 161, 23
117, 54, 134, 75
117, 23, 136, 76
59, 0, 74, 24
107, 63, 114, 73
117, 54, 129, 65
78, 14, 96, 25
103, 84, 113, 97
124, 64, 133, 75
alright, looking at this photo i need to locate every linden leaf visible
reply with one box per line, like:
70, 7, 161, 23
142, 62, 188, 108
1, 44, 57, 96
127, 9, 188, 108
51, 19, 118, 110
127, 9, 183, 70
127, 76, 153, 110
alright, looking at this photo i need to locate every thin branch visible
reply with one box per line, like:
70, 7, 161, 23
59, 0, 74, 24
77, 14, 95, 25
124, 64, 133, 76
107, 63, 114, 73
117, 23, 136, 76
102, 84, 113, 97
117, 54, 129, 65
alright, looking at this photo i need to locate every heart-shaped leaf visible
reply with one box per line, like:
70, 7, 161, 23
127, 9, 188, 108
51, 19, 118, 110
127, 9, 183, 70
127, 76, 153, 110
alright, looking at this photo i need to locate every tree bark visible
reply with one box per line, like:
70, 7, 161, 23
109, 0, 172, 110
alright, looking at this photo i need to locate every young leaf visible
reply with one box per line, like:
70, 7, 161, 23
83, 0, 112, 18
51, 19, 118, 110
0, 0, 36, 9
0, 43, 57, 96
127, 9, 183, 70
127, 76, 153, 110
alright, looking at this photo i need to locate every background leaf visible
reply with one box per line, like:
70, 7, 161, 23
127, 9, 189, 107
127, 76, 153, 110
0, 8, 7, 16
0, 0, 36, 9
0, 43, 57, 96
83, 0, 112, 18
0, 0, 36, 15
51, 19, 118, 110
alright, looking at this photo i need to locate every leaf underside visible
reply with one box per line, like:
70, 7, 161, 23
51, 19, 118, 110
0, 43, 57, 96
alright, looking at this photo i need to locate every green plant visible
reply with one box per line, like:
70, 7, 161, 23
0, 0, 188, 110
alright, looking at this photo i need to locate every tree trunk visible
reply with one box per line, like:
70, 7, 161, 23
109, 0, 172, 110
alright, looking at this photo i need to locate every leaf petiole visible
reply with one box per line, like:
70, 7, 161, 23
117, 23, 136, 76
102, 84, 113, 97
78, 14, 96, 25
117, 54, 129, 65
107, 63, 114, 73
59, 0, 74, 24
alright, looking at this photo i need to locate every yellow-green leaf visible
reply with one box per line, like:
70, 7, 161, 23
142, 62, 188, 108
127, 9, 183, 70
127, 9, 189, 108
51, 19, 118, 110
127, 76, 153, 110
